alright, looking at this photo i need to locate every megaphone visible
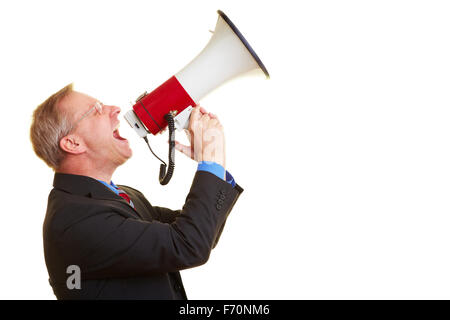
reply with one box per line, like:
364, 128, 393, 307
124, 10, 269, 185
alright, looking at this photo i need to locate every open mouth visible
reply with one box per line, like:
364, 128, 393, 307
113, 123, 127, 141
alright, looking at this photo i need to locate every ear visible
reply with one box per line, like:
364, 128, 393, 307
59, 134, 86, 155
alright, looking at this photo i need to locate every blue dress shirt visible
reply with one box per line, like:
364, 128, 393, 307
197, 161, 236, 187
97, 180, 135, 208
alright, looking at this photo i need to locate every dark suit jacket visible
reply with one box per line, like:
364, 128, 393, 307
43, 170, 243, 300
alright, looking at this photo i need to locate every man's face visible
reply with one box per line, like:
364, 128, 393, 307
61, 91, 132, 166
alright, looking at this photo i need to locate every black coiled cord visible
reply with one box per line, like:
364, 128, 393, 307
159, 113, 175, 185
143, 112, 176, 185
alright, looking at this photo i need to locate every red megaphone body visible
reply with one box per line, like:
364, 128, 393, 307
125, 10, 269, 138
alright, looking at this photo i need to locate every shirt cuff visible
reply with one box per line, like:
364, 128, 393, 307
197, 161, 236, 187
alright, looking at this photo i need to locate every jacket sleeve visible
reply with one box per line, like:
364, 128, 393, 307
51, 171, 243, 280
151, 186, 242, 248
151, 206, 181, 224
136, 191, 240, 248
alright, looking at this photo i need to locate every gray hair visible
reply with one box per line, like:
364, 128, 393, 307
30, 84, 74, 170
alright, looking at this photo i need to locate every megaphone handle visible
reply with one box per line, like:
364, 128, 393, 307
159, 113, 176, 185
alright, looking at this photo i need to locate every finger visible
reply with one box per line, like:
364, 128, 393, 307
190, 106, 202, 121
207, 118, 220, 128
184, 128, 191, 140
174, 141, 193, 159
201, 113, 211, 120
208, 113, 218, 119
199, 113, 211, 126
188, 107, 202, 132
199, 106, 208, 114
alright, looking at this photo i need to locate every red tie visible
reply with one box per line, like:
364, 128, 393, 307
118, 191, 134, 209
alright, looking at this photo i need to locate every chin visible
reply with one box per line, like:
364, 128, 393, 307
115, 156, 131, 167
112, 136, 133, 162
110, 148, 132, 167
119, 148, 133, 164
124, 149, 133, 160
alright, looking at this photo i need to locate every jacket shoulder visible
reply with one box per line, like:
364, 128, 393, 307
43, 188, 110, 242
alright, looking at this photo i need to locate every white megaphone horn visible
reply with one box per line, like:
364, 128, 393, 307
124, 10, 270, 185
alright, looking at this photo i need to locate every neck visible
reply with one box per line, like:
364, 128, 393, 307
57, 157, 117, 183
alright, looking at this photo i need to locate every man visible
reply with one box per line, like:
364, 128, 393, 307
30, 84, 243, 299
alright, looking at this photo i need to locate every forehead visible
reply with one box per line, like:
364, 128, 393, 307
58, 91, 97, 119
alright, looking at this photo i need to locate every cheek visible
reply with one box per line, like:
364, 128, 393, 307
82, 122, 112, 147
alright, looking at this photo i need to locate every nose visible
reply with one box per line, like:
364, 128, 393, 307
109, 105, 121, 118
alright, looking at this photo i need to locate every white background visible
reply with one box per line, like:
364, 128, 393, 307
0, 0, 449, 299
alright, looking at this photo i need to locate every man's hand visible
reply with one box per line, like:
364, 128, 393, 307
174, 106, 226, 168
